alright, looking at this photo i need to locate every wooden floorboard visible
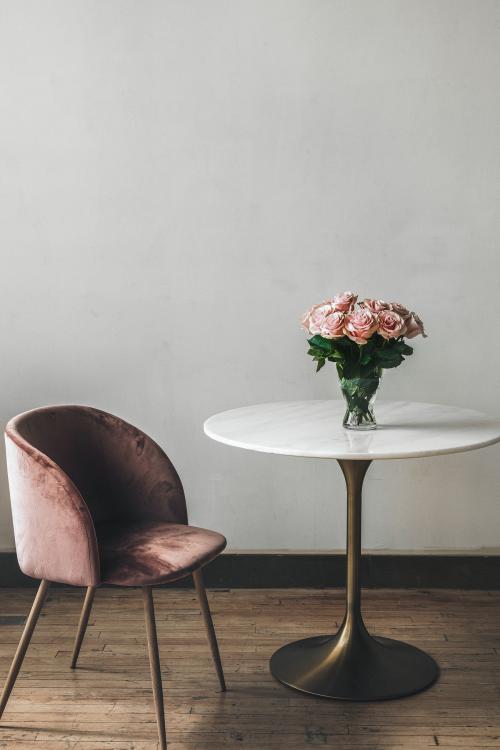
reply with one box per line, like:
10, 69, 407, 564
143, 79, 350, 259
0, 587, 498, 749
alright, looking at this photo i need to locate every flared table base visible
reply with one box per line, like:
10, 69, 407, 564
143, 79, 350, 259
270, 460, 439, 701
270, 628, 439, 701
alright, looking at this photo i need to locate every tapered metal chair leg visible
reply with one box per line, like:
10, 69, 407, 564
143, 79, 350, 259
193, 569, 226, 691
143, 586, 167, 750
70, 586, 96, 669
0, 579, 50, 719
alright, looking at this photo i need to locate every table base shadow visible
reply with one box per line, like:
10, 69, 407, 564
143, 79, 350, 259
270, 628, 439, 700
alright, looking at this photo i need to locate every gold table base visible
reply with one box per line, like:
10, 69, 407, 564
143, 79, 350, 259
270, 459, 439, 700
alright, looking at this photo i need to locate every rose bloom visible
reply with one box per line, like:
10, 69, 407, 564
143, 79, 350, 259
320, 311, 345, 339
362, 298, 390, 313
343, 308, 378, 345
378, 309, 407, 339
405, 312, 427, 339
332, 291, 357, 312
389, 301, 411, 320
301, 300, 336, 335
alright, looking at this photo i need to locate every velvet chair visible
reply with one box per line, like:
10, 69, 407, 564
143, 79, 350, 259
1, 405, 227, 749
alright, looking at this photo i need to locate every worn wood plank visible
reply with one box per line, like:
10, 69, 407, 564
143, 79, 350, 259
0, 587, 498, 749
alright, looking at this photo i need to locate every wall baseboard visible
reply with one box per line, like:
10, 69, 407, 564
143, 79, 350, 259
1, 552, 499, 589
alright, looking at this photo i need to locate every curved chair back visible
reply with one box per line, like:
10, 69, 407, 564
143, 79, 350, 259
5, 405, 187, 585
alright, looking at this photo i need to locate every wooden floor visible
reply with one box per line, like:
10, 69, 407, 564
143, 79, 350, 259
0, 587, 499, 749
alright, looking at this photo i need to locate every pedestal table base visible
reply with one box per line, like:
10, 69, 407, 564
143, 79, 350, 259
270, 459, 439, 701
271, 629, 438, 700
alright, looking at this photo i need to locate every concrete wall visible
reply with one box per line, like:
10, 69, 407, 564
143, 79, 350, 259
1, 0, 499, 553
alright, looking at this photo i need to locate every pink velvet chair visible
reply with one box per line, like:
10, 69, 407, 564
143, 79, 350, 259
1, 405, 227, 749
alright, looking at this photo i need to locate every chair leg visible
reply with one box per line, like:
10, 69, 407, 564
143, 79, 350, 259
142, 586, 167, 750
0, 579, 50, 720
193, 569, 226, 691
70, 586, 96, 669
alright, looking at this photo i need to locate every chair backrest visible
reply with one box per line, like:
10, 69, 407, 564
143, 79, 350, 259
5, 405, 187, 585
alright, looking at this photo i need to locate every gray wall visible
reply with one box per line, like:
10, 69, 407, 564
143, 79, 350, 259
1, 0, 499, 553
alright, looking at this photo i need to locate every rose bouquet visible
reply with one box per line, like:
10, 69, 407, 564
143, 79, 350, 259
302, 292, 426, 429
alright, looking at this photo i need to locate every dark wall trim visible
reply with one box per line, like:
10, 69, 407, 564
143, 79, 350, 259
1, 552, 499, 589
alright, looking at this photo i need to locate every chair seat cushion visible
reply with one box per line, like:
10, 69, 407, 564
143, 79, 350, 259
97, 521, 226, 586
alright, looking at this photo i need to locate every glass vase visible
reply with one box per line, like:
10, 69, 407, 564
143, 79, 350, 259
340, 374, 381, 430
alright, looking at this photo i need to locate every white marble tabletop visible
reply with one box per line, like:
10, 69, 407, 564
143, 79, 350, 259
204, 401, 500, 460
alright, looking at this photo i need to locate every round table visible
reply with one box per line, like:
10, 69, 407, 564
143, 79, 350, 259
204, 400, 500, 701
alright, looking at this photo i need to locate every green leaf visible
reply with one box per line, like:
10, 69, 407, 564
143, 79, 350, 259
379, 354, 404, 369
316, 358, 326, 372
335, 335, 353, 348
383, 361, 402, 369
308, 335, 332, 354
363, 336, 378, 352
387, 339, 413, 356
375, 348, 401, 361
307, 347, 326, 358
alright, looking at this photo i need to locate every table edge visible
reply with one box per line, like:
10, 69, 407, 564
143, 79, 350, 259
203, 422, 500, 460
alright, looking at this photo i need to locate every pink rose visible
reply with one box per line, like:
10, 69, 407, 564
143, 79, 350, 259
301, 300, 336, 335
378, 309, 407, 340
362, 298, 390, 313
405, 312, 427, 339
389, 301, 411, 320
332, 291, 358, 312
320, 311, 345, 339
343, 308, 378, 345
